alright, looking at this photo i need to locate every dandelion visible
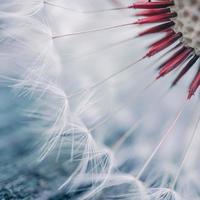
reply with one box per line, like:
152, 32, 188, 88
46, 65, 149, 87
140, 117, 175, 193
46, 0, 199, 107
1, 0, 200, 199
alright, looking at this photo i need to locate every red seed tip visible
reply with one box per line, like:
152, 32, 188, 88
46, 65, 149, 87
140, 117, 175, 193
158, 47, 193, 78
138, 21, 175, 37
171, 55, 199, 87
146, 31, 182, 57
188, 89, 195, 99
187, 69, 200, 99
135, 12, 177, 24
135, 8, 171, 17
156, 74, 162, 79
129, 1, 174, 9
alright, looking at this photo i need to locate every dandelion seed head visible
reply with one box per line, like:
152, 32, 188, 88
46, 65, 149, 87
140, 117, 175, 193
173, 0, 200, 53
1, 0, 200, 199
131, 0, 200, 97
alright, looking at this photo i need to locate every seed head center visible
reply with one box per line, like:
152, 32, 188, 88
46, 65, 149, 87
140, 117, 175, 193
174, 0, 200, 53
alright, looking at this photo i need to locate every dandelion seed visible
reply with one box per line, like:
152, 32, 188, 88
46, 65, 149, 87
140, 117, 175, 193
137, 99, 188, 179
171, 112, 200, 189
1, 0, 200, 199
44, 0, 128, 13
52, 0, 200, 101
131, 0, 200, 98
67, 0, 200, 99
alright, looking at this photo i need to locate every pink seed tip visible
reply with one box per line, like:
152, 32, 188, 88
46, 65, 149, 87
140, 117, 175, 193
129, 1, 174, 9
188, 70, 200, 99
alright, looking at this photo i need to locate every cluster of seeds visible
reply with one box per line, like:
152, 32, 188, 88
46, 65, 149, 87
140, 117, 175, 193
174, 0, 200, 53
131, 0, 200, 99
